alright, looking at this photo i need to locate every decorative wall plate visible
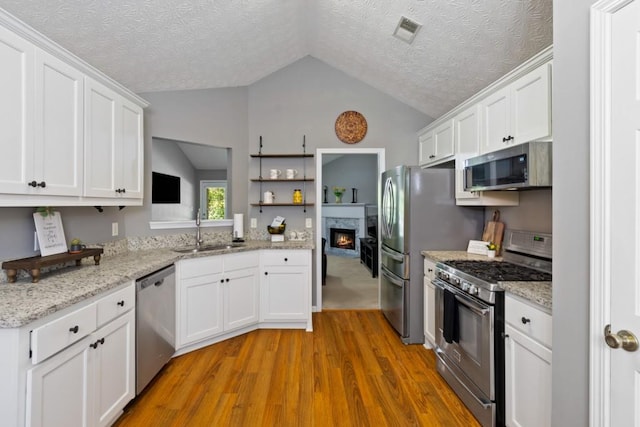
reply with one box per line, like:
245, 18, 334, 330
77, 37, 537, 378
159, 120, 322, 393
335, 111, 367, 144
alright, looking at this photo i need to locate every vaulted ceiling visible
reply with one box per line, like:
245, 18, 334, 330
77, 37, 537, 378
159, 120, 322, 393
0, 0, 552, 118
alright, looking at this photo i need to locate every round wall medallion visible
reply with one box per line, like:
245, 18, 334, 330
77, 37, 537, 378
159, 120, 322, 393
335, 111, 367, 144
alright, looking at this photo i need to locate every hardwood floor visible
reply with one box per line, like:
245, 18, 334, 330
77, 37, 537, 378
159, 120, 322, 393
114, 310, 479, 426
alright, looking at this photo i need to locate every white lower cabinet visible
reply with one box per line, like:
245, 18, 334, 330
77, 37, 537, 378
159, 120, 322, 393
260, 250, 310, 324
176, 252, 260, 348
423, 257, 436, 348
504, 295, 552, 427
26, 284, 135, 427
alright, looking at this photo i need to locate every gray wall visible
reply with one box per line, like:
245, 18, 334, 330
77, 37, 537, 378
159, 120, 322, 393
124, 87, 249, 236
552, 0, 592, 425
486, 189, 552, 234
322, 154, 378, 204
247, 56, 430, 230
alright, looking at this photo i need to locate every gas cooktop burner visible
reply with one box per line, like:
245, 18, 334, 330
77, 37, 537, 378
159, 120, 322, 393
443, 260, 552, 283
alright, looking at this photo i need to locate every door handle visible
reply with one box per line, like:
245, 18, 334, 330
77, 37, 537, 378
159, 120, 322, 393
604, 324, 639, 352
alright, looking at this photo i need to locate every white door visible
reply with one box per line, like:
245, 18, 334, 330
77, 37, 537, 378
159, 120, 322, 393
119, 99, 143, 198
591, 1, 640, 425
224, 267, 259, 331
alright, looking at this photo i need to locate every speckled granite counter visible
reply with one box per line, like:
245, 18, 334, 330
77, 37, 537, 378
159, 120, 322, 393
422, 250, 552, 311
0, 240, 314, 328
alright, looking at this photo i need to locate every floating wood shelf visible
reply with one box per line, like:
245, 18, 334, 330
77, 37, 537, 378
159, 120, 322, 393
250, 178, 314, 182
250, 153, 314, 158
250, 203, 315, 207
2, 248, 104, 283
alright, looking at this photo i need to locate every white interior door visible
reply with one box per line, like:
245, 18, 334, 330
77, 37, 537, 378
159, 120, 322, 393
591, 1, 640, 425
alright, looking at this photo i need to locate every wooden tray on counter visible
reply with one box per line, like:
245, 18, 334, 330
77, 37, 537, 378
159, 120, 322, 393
2, 248, 104, 283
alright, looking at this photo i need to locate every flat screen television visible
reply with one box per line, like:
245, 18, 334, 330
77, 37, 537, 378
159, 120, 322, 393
152, 172, 181, 204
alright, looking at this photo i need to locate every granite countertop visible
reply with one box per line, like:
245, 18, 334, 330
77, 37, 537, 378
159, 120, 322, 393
0, 240, 314, 329
422, 250, 552, 311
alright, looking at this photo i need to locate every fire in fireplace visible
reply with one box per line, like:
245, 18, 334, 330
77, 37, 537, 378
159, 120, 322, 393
330, 227, 356, 250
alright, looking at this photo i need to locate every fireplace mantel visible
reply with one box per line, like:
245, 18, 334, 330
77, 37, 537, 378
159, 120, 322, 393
321, 203, 366, 219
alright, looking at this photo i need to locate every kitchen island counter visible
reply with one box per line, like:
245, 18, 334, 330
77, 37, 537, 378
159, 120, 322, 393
422, 250, 552, 310
0, 240, 314, 328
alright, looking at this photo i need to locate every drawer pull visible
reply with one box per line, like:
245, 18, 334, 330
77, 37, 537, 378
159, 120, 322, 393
117, 300, 125, 307
69, 325, 79, 334
90, 341, 98, 349
521, 317, 531, 324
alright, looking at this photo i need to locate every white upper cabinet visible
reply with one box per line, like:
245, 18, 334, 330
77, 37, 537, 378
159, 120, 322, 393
418, 119, 455, 167
84, 78, 143, 200
481, 62, 552, 154
0, 26, 35, 195
453, 105, 519, 206
0, 11, 147, 206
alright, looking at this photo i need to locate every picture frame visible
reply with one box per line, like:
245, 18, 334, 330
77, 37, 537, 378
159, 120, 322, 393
33, 212, 68, 257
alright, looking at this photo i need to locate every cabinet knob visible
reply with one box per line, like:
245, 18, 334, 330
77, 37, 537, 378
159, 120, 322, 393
121, 188, 126, 193
521, 317, 531, 324
226, 278, 230, 282
264, 272, 268, 276
28, 181, 37, 187
429, 154, 435, 159
284, 258, 288, 262
99, 338, 105, 345
69, 325, 79, 334
90, 342, 98, 349
38, 181, 46, 188
502, 136, 509, 142
117, 300, 125, 307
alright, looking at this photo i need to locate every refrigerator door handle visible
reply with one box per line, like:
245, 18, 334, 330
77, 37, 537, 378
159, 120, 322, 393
381, 246, 405, 262
381, 265, 405, 287
382, 176, 394, 238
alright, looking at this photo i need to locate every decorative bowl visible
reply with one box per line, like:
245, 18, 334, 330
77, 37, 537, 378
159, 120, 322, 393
267, 224, 286, 235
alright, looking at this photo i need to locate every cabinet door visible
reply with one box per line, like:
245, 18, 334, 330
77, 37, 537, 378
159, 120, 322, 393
423, 258, 436, 347
26, 337, 92, 427
34, 49, 84, 196
91, 310, 135, 427
511, 62, 552, 145
433, 119, 455, 160
178, 273, 223, 346
0, 26, 35, 195
481, 86, 511, 154
505, 324, 552, 427
260, 265, 309, 321
418, 130, 435, 166
224, 266, 259, 331
119, 99, 143, 198
84, 78, 118, 198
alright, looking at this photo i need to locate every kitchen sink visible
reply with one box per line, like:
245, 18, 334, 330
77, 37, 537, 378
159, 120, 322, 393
172, 243, 245, 253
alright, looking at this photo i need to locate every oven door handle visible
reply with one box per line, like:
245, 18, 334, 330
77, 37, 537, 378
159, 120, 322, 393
435, 348, 492, 409
381, 265, 405, 288
454, 295, 490, 316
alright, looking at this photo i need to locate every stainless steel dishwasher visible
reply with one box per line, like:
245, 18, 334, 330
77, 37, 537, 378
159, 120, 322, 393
136, 264, 176, 394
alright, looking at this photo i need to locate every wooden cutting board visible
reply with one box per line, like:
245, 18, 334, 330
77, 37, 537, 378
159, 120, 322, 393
482, 210, 505, 254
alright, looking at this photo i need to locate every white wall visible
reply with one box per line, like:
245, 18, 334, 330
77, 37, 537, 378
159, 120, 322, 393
552, 1, 593, 425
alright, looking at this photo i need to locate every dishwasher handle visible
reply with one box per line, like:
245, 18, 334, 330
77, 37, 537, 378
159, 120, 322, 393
137, 265, 175, 291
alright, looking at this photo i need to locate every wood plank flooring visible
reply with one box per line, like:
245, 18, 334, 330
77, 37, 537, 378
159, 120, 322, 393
114, 310, 480, 427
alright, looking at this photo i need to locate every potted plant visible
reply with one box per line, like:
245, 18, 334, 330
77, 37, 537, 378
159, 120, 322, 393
333, 186, 346, 203
486, 242, 497, 258
69, 238, 86, 254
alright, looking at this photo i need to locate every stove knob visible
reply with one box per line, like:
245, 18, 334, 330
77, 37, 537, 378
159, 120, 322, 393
468, 285, 478, 295
461, 282, 470, 291
440, 272, 449, 280
453, 277, 461, 286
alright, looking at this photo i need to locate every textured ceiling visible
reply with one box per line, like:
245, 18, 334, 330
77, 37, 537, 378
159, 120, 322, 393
0, 0, 552, 118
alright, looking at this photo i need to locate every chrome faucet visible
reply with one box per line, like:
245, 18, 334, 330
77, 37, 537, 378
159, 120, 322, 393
195, 209, 203, 249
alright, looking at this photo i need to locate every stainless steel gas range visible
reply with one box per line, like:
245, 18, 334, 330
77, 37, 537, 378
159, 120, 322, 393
432, 230, 552, 427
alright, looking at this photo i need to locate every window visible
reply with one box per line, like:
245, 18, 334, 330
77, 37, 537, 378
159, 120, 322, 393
200, 180, 227, 219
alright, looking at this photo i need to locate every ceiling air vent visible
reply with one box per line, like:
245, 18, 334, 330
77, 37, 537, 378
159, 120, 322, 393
393, 16, 422, 44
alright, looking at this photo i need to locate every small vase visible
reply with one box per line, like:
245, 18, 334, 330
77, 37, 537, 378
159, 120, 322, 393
335, 194, 342, 203
487, 250, 496, 258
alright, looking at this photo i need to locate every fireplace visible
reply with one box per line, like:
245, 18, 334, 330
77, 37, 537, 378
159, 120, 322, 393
330, 227, 356, 250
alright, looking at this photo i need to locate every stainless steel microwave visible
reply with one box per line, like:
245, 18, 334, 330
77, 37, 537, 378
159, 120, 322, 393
464, 141, 552, 191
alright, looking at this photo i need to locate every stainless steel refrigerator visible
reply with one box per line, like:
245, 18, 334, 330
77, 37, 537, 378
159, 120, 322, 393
380, 165, 484, 344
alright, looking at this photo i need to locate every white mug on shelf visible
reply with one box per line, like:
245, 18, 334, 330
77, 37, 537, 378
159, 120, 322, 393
269, 169, 282, 179
263, 191, 274, 204
285, 168, 298, 179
